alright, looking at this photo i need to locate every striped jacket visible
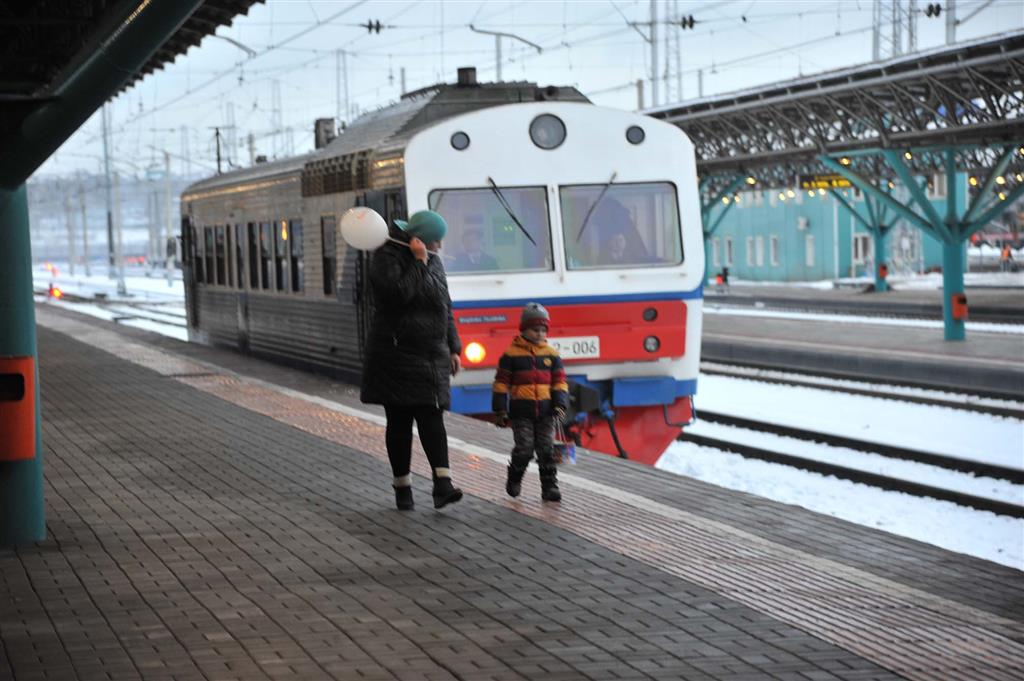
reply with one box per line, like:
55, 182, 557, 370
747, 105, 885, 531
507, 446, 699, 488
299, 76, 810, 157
492, 335, 569, 419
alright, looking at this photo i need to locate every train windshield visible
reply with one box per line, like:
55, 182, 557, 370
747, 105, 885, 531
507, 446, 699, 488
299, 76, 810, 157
428, 186, 552, 275
560, 182, 683, 269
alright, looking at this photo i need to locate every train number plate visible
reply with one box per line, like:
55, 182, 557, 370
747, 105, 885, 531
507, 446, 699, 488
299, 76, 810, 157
548, 336, 600, 360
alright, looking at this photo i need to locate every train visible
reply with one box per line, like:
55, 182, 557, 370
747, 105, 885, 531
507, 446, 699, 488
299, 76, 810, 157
179, 67, 704, 466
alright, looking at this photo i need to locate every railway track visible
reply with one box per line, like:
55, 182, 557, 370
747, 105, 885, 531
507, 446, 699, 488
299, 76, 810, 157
678, 411, 1024, 518
704, 293, 1024, 325
700, 362, 1024, 419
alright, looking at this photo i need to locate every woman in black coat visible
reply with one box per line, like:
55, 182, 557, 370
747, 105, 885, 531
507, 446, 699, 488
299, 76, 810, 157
360, 210, 463, 510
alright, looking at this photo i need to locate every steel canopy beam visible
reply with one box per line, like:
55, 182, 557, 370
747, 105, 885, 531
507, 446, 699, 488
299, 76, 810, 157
0, 0, 204, 190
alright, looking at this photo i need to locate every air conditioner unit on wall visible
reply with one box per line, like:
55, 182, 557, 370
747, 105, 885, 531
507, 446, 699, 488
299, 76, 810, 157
797, 216, 809, 231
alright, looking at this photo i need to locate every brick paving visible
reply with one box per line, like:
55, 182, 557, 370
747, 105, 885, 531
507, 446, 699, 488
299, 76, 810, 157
0, 308, 1021, 680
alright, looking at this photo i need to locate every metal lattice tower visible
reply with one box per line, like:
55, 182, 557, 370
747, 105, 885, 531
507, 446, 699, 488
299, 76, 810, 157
873, 0, 919, 60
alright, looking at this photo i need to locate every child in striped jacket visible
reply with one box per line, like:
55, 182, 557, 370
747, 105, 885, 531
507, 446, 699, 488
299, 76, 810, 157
492, 302, 569, 502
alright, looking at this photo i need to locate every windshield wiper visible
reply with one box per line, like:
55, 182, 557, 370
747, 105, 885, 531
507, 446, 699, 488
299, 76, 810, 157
575, 171, 618, 243
487, 176, 537, 246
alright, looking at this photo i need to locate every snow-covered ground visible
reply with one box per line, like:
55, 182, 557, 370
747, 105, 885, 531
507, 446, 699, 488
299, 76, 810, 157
717, 270, 1024, 290
35, 262, 1024, 570
660, 373, 1024, 570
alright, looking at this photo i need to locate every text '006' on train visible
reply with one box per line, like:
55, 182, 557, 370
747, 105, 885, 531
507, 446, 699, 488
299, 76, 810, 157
179, 67, 705, 465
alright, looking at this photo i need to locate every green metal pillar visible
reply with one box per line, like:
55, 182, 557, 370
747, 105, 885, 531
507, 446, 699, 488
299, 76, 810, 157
0, 185, 45, 546
873, 229, 888, 292
941, 242, 966, 341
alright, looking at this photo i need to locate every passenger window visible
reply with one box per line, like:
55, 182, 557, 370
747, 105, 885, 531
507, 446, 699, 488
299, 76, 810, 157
290, 219, 303, 292
204, 227, 215, 284
215, 226, 226, 285
321, 216, 337, 295
259, 222, 272, 290
248, 223, 259, 289
234, 224, 245, 288
560, 182, 683, 269
193, 225, 205, 284
275, 221, 287, 292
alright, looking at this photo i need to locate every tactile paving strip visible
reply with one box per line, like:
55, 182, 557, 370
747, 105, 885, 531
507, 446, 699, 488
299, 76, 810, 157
36, 309, 1024, 680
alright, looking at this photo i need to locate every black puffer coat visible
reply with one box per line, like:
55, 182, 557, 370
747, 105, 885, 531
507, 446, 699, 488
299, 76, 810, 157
359, 239, 462, 408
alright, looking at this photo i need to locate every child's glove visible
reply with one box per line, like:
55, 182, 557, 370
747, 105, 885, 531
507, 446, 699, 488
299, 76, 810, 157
553, 406, 567, 423
494, 412, 510, 428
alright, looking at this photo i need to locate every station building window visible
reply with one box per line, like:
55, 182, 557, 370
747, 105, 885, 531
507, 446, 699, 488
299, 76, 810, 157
927, 173, 947, 200
770, 235, 780, 266
852, 233, 871, 266
247, 223, 259, 289
275, 220, 288, 292
259, 222, 272, 290
711, 238, 720, 268
289, 219, 304, 292
725, 237, 734, 266
321, 216, 337, 296
204, 227, 215, 284
234, 224, 245, 288
215, 226, 226, 285
755, 235, 765, 266
805, 234, 816, 267
745, 237, 754, 266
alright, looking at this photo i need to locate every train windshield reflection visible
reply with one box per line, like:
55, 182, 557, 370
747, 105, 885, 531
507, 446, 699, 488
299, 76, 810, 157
560, 182, 683, 269
429, 186, 552, 274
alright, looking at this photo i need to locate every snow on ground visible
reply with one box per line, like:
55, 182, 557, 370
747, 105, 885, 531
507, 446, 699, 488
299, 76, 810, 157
33, 262, 182, 302
658, 441, 1023, 570
694, 373, 1024, 470
703, 304, 1024, 334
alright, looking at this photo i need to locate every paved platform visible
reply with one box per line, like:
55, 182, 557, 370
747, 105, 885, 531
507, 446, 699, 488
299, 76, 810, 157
702, 310, 1024, 399
2, 306, 1023, 681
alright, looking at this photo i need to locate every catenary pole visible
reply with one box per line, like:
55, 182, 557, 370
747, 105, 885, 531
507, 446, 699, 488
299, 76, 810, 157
650, 0, 658, 108
78, 175, 90, 276
102, 103, 115, 278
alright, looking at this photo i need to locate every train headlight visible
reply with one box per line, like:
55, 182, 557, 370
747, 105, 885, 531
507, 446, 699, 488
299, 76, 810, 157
643, 336, 660, 353
529, 114, 566, 150
626, 125, 645, 145
642, 307, 658, 321
465, 341, 486, 364
450, 131, 470, 150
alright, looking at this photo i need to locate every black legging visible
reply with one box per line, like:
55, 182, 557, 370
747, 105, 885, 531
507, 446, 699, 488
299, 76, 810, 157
383, 405, 449, 478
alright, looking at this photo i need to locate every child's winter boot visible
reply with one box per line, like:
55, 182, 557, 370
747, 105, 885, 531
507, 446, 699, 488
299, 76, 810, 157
506, 458, 529, 497
539, 465, 561, 502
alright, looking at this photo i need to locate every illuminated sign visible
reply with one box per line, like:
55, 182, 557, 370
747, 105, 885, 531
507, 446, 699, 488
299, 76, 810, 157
799, 174, 852, 190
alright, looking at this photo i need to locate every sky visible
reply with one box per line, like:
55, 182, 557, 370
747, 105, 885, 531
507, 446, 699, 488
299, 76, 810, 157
38, 0, 1024, 180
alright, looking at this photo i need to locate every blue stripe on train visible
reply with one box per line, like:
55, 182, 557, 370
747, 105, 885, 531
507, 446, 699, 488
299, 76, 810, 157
451, 286, 703, 310
450, 376, 698, 414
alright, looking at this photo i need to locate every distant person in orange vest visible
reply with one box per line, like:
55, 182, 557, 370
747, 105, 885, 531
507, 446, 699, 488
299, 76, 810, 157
1000, 244, 1013, 272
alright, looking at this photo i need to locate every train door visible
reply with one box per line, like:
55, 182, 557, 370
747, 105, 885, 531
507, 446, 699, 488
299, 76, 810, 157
181, 214, 199, 329
353, 190, 407, 357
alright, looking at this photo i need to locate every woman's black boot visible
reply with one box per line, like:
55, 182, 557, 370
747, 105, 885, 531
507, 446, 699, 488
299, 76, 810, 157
394, 485, 414, 511
539, 466, 561, 502
432, 477, 463, 509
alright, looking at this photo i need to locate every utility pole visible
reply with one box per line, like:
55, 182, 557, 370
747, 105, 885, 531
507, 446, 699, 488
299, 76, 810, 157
400, 67, 406, 95
675, 0, 682, 101
101, 103, 115, 279
78, 175, 89, 276
946, 0, 956, 44
247, 132, 255, 166
164, 151, 174, 284
63, 186, 76, 276
495, 35, 502, 81
112, 172, 125, 295
698, 69, 703, 98
650, 0, 659, 108
146, 190, 156, 275
225, 102, 236, 169
335, 50, 349, 123
636, 79, 644, 111
180, 125, 191, 179
214, 127, 222, 174
908, 0, 918, 52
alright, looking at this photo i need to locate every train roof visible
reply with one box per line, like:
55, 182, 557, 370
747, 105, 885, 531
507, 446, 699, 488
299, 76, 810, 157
184, 69, 588, 199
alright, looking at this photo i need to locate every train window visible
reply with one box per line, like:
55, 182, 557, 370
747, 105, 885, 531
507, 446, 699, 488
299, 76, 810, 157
321, 216, 337, 295
204, 227, 215, 284
259, 222, 272, 290
290, 219, 304, 292
275, 220, 288, 292
248, 223, 259, 289
234, 224, 245, 288
215, 226, 227, 285
560, 182, 683, 269
429, 186, 552, 274
193, 225, 205, 284
225, 225, 233, 286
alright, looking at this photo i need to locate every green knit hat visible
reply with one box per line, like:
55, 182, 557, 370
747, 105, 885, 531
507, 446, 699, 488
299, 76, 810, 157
394, 210, 448, 243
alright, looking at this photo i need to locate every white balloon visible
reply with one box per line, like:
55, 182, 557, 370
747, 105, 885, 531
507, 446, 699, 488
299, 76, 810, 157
340, 207, 388, 250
